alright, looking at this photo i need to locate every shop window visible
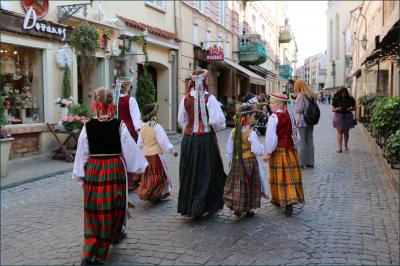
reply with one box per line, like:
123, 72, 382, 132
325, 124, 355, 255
145, 0, 166, 12
1, 44, 43, 124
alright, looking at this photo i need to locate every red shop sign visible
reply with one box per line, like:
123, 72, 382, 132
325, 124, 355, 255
206, 45, 224, 62
22, 0, 49, 19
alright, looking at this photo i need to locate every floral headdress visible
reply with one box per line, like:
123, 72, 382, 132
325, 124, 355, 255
114, 77, 131, 117
188, 69, 209, 134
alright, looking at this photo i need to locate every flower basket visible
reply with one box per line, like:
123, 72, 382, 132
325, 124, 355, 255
60, 115, 89, 131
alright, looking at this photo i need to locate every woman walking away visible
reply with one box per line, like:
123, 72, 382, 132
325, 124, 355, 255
224, 105, 266, 218
294, 79, 316, 168
332, 87, 356, 152
137, 103, 178, 202
264, 93, 305, 217
114, 77, 143, 190
177, 69, 227, 219
73, 88, 148, 266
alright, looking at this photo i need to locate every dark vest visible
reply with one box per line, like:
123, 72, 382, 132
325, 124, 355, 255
85, 118, 122, 155
118, 95, 138, 141
275, 111, 294, 149
183, 93, 210, 135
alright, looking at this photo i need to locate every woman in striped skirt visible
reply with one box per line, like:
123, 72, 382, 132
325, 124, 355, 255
224, 105, 266, 217
73, 88, 148, 265
264, 92, 305, 217
137, 103, 178, 202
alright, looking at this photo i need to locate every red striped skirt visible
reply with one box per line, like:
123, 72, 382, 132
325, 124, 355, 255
83, 156, 127, 261
138, 154, 169, 202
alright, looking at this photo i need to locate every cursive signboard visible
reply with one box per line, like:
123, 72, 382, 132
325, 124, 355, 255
0, 8, 71, 42
206, 45, 224, 62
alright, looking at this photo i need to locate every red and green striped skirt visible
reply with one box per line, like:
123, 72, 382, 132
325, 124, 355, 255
269, 148, 305, 205
83, 156, 127, 261
224, 156, 261, 213
138, 154, 169, 202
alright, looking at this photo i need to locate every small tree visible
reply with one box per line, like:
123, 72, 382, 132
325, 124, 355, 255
62, 66, 72, 99
136, 69, 156, 110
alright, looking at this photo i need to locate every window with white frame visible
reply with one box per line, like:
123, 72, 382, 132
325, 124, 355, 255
193, 24, 199, 46
219, 1, 225, 25
225, 39, 231, 60
196, 1, 205, 13
217, 34, 222, 49
145, 0, 166, 12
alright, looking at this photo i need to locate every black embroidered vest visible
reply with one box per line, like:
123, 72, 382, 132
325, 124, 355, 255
85, 118, 122, 155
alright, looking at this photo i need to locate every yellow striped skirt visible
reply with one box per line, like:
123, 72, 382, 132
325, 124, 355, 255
269, 148, 305, 205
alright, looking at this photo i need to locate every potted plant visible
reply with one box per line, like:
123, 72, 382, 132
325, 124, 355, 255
60, 115, 89, 133
0, 95, 14, 177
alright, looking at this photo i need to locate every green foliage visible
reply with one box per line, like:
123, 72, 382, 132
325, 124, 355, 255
0, 95, 6, 128
370, 96, 400, 139
136, 70, 155, 110
71, 22, 99, 70
119, 36, 148, 63
62, 66, 72, 99
68, 104, 93, 118
384, 130, 400, 164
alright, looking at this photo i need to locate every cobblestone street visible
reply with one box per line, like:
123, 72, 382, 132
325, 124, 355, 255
1, 104, 399, 265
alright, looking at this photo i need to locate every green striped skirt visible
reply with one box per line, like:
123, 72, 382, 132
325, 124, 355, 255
224, 156, 261, 213
83, 156, 127, 261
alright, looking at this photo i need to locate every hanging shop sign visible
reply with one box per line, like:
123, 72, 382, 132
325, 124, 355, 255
279, 64, 292, 79
23, 6, 67, 41
22, 0, 49, 19
206, 45, 224, 62
0, 8, 71, 42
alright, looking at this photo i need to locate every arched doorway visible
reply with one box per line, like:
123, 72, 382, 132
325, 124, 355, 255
147, 61, 170, 129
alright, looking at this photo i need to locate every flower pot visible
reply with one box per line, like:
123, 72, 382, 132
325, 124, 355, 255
72, 128, 81, 134
1, 137, 14, 177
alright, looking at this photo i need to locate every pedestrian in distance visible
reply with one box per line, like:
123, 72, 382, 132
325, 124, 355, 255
137, 103, 178, 203
224, 105, 268, 218
177, 69, 227, 219
114, 77, 143, 191
332, 87, 356, 153
327, 92, 332, 104
264, 92, 305, 217
73, 87, 148, 266
294, 79, 316, 168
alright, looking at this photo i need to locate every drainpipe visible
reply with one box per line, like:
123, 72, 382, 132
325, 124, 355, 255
172, 0, 180, 132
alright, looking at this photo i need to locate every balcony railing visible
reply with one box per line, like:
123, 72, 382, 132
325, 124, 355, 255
239, 34, 267, 65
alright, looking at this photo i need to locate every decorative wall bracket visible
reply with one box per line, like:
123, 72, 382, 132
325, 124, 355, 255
57, 1, 93, 23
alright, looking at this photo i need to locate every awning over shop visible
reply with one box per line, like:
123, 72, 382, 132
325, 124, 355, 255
362, 20, 399, 66
243, 65, 276, 79
223, 59, 265, 86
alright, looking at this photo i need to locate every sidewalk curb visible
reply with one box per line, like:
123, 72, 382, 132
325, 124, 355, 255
360, 124, 400, 192
1, 169, 72, 191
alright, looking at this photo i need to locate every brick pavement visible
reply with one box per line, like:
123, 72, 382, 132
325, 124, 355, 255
1, 104, 399, 265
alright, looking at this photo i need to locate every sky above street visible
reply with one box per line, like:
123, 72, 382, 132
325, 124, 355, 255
287, 1, 327, 66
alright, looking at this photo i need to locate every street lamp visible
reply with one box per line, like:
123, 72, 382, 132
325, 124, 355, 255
354, 33, 368, 50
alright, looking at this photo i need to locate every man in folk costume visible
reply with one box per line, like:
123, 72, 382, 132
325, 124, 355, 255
264, 92, 305, 217
114, 77, 143, 191
73, 88, 148, 265
224, 105, 267, 218
177, 69, 227, 219
137, 103, 178, 202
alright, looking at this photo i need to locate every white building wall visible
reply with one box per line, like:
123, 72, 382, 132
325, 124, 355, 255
325, 1, 361, 89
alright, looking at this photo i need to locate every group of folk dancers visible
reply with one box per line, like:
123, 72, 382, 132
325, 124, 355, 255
73, 69, 305, 265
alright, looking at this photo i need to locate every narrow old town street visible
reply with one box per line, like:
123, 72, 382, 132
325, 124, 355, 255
1, 104, 399, 265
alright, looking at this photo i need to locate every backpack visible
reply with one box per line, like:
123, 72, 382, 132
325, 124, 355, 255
304, 97, 320, 126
